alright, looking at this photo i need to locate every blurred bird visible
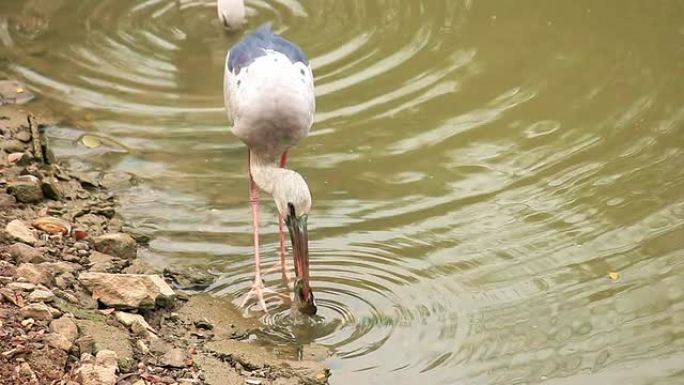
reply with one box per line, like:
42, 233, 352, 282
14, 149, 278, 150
217, 0, 246, 30
223, 24, 317, 315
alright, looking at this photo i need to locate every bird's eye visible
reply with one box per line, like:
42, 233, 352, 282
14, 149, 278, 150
300, 69, 306, 76
237, 80, 241, 87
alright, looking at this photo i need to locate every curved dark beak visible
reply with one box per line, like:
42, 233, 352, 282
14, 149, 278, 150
285, 203, 317, 315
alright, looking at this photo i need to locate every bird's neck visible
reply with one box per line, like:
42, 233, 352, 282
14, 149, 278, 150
249, 150, 312, 216
249, 152, 281, 195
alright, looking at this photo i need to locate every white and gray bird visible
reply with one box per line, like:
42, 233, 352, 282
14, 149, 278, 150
217, 0, 246, 30
224, 24, 316, 315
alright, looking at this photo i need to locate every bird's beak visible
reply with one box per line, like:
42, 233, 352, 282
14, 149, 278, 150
285, 203, 316, 315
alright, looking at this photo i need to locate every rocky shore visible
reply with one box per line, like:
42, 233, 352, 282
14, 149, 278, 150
0, 82, 329, 385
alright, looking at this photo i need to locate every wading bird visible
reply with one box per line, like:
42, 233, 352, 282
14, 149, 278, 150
217, 0, 246, 30
224, 24, 317, 315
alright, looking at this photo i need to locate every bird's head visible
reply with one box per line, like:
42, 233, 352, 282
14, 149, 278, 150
217, 0, 246, 30
284, 201, 316, 316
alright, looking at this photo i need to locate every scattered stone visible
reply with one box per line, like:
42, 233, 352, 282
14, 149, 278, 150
122, 258, 157, 275
88, 251, 125, 273
42, 261, 81, 275
93, 233, 137, 260
19, 302, 54, 320
16, 263, 53, 285
46, 332, 73, 351
0, 260, 17, 277
76, 335, 95, 355
32, 216, 72, 235
16, 362, 38, 383
8, 243, 48, 263
136, 339, 149, 354
75, 350, 119, 385
164, 265, 214, 290
0, 287, 26, 307
100, 172, 133, 190
160, 348, 188, 368
50, 315, 79, 345
28, 289, 55, 303
7, 281, 37, 291
2, 139, 25, 153
8, 175, 44, 203
5, 219, 38, 245
41, 176, 63, 200
114, 311, 156, 336
78, 272, 175, 309
0, 192, 16, 207
71, 170, 100, 187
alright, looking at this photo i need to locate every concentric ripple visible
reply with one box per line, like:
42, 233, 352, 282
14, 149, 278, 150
2, 1, 684, 384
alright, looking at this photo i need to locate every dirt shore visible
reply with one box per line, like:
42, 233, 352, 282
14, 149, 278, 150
0, 82, 330, 385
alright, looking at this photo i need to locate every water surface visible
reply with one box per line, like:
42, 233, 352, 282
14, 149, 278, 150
1, 1, 683, 384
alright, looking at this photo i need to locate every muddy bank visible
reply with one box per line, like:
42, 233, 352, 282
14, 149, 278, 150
0, 82, 330, 385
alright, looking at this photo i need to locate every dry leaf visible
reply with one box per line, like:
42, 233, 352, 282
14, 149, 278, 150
608, 272, 620, 281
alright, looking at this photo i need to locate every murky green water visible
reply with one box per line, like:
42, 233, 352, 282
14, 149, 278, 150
2, 0, 684, 383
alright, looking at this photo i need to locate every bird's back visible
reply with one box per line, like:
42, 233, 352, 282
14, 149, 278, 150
224, 24, 315, 154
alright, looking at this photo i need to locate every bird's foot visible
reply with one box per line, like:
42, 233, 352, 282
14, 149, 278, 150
240, 279, 288, 313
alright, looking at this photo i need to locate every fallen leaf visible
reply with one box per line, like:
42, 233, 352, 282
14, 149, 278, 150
15, 87, 24, 93
81, 135, 101, 149
608, 272, 620, 281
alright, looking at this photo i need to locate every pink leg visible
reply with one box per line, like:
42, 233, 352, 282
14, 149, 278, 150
277, 151, 291, 282
240, 150, 269, 312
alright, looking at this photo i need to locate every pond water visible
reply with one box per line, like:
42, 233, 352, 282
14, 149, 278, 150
1, 1, 683, 384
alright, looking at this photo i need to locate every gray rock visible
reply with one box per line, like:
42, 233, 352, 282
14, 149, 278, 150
41, 176, 62, 200
76, 320, 133, 370
16, 263, 53, 286
93, 233, 137, 260
160, 348, 188, 368
88, 251, 125, 273
8, 175, 44, 203
19, 302, 54, 321
122, 258, 157, 275
5, 219, 38, 245
78, 272, 175, 310
28, 289, 56, 303
8, 243, 47, 263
